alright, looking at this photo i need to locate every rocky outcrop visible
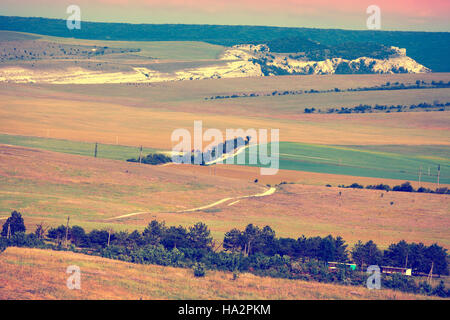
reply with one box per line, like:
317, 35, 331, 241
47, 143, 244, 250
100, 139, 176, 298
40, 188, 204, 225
221, 44, 430, 75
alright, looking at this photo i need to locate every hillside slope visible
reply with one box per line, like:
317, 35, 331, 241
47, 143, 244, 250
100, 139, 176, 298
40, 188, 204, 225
1, 15, 449, 72
0, 247, 433, 299
0, 32, 431, 84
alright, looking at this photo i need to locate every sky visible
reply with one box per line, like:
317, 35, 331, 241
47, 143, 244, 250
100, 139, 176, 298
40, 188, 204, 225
1, 0, 449, 31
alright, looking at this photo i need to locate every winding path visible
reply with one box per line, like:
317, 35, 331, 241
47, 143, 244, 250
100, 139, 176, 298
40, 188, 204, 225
107, 186, 276, 220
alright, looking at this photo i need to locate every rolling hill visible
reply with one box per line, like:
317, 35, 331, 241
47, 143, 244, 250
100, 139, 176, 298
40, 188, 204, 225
1, 15, 449, 72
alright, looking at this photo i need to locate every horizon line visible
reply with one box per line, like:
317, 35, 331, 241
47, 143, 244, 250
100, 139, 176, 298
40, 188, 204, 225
1, 14, 449, 34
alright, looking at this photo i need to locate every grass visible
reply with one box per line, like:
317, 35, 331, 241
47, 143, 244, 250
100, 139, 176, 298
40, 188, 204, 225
5, 30, 226, 61
0, 247, 436, 300
235, 142, 450, 184
204, 88, 450, 115
3, 133, 448, 184
2, 144, 448, 250
0, 144, 263, 232
41, 35, 226, 61
0, 134, 158, 161
1, 82, 449, 151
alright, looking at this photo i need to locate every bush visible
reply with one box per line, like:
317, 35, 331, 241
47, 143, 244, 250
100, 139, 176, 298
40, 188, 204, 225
393, 182, 414, 192
193, 262, 206, 277
366, 184, 391, 191
383, 273, 418, 293
1, 211, 26, 237
418, 281, 433, 296
432, 280, 448, 298
127, 153, 172, 165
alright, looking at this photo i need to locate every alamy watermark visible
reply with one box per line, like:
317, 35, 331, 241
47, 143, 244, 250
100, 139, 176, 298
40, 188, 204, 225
66, 5, 81, 30
171, 121, 279, 175
366, 5, 381, 30
366, 265, 381, 289
66, 265, 81, 290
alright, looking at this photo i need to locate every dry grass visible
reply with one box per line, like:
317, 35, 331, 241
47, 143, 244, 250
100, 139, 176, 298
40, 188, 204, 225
173, 163, 445, 188
0, 145, 448, 250
0, 80, 449, 149
0, 144, 261, 231
0, 247, 436, 300
144, 182, 450, 250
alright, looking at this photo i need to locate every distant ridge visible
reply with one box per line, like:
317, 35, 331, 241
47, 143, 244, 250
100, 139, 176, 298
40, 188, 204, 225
0, 15, 449, 71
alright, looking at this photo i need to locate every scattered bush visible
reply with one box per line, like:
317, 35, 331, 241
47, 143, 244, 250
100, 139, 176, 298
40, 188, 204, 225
193, 262, 206, 277
127, 153, 172, 165
1, 211, 26, 237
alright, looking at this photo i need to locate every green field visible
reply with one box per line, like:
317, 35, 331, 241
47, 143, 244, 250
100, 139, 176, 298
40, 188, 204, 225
0, 134, 158, 161
37, 34, 226, 61
236, 142, 450, 184
1, 134, 449, 184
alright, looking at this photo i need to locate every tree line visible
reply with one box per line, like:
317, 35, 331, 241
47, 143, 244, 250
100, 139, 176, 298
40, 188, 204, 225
205, 81, 450, 101
1, 211, 448, 297
338, 181, 450, 195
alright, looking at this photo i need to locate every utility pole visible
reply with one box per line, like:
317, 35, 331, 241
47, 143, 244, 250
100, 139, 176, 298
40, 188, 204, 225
418, 166, 422, 188
404, 252, 409, 269
437, 164, 440, 188
107, 229, 111, 247
6, 222, 11, 239
427, 261, 434, 285
64, 216, 70, 248
139, 146, 143, 164
94, 142, 98, 158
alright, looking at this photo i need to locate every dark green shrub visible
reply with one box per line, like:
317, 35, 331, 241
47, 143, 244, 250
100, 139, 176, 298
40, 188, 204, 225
432, 280, 448, 298
193, 262, 206, 277
418, 281, 433, 296
1, 211, 26, 237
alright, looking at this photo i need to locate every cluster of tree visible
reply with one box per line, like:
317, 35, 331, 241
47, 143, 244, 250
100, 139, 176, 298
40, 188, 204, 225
206, 83, 450, 103
322, 101, 450, 114
190, 136, 250, 165
48, 220, 213, 252
1, 211, 448, 297
223, 224, 348, 263
0, 211, 47, 251
351, 240, 448, 276
127, 153, 172, 165
348, 80, 450, 92
338, 181, 450, 195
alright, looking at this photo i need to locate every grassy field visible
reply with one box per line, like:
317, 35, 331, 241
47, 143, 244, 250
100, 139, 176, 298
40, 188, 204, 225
0, 145, 448, 249
1, 31, 449, 301
34, 74, 450, 116
3, 133, 448, 184
1, 83, 449, 150
237, 142, 450, 184
204, 88, 450, 115
0, 144, 262, 234
37, 35, 226, 61
0, 247, 435, 300
0, 134, 158, 161
0, 30, 226, 61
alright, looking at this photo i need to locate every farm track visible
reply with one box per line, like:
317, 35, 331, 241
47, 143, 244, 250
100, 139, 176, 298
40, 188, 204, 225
107, 186, 277, 220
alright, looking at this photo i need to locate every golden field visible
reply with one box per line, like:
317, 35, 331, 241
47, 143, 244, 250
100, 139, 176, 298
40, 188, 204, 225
0, 247, 437, 300
0, 69, 449, 300
0, 144, 448, 250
